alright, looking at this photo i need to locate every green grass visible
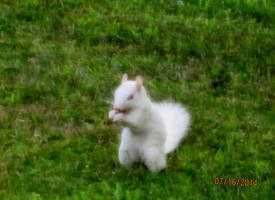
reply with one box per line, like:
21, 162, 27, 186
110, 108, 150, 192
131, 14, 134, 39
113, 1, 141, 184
0, 0, 274, 199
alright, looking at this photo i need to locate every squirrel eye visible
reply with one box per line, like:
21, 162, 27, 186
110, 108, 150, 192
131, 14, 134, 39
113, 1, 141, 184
127, 94, 134, 100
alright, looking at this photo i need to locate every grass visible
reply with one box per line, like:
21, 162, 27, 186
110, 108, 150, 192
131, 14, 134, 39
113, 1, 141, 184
0, 0, 274, 199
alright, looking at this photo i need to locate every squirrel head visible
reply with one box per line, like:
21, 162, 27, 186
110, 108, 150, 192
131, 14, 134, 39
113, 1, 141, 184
113, 74, 149, 112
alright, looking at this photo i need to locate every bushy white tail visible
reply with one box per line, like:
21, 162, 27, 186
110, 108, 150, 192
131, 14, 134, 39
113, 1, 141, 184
154, 102, 190, 154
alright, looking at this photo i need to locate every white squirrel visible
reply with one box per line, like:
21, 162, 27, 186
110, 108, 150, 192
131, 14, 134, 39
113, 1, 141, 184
109, 74, 190, 172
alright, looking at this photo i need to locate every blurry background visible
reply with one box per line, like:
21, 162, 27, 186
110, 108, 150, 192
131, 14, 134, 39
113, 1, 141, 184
0, 0, 274, 199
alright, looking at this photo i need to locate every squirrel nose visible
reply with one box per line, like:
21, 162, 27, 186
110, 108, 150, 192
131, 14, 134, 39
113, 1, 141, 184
113, 102, 122, 110
113, 103, 123, 111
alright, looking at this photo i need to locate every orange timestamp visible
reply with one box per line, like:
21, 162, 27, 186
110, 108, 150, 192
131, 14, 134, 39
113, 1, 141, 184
214, 177, 258, 187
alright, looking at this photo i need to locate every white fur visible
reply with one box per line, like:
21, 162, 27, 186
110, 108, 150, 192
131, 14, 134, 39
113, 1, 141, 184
109, 76, 190, 172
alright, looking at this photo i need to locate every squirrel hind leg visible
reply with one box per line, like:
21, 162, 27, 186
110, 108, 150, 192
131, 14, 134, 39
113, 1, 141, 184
142, 147, 167, 172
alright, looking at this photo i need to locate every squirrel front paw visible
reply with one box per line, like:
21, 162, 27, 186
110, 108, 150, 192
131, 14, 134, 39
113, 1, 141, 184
109, 110, 124, 122
108, 110, 117, 119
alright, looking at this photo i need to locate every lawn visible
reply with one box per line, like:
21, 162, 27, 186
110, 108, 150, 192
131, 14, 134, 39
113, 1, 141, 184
0, 0, 274, 199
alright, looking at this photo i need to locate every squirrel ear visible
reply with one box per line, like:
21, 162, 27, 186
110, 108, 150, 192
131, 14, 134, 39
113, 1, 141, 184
136, 75, 143, 91
121, 73, 128, 83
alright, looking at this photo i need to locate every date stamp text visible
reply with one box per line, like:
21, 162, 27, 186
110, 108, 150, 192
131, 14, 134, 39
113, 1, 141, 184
214, 177, 258, 187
